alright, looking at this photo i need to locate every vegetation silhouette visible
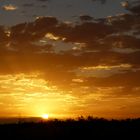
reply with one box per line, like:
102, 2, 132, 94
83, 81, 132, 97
0, 116, 139, 139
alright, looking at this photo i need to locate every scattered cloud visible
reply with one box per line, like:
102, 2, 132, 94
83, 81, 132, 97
121, 1, 129, 8
45, 33, 60, 41
2, 4, 18, 11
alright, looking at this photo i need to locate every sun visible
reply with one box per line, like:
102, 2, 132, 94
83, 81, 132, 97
42, 114, 49, 119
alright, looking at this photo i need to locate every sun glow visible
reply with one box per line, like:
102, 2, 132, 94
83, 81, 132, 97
42, 114, 49, 119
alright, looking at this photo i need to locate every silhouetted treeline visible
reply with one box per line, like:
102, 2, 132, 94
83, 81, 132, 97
0, 117, 140, 140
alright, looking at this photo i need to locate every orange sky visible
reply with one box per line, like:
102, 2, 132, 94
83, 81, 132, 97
0, 0, 140, 119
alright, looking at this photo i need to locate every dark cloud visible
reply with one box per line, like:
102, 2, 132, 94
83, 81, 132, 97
0, 26, 7, 42
127, 0, 140, 14
9, 17, 58, 43
79, 15, 93, 21
84, 70, 140, 87
58, 22, 114, 43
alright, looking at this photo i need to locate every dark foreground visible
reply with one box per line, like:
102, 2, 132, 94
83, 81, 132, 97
0, 117, 140, 140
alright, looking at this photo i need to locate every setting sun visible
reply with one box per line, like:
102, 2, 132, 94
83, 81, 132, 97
42, 114, 49, 119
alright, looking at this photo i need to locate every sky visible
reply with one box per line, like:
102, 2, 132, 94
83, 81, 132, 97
0, 0, 140, 119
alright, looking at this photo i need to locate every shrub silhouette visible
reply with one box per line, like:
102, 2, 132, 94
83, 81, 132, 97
0, 117, 139, 139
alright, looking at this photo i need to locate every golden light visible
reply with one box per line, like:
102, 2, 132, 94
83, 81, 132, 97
45, 33, 60, 40
42, 114, 49, 119
2, 4, 18, 11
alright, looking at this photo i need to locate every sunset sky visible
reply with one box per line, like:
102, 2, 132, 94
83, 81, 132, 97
0, 0, 140, 119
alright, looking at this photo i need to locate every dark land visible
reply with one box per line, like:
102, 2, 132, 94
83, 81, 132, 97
0, 117, 140, 140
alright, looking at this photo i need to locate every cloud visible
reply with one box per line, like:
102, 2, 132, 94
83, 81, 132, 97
126, 0, 140, 14
45, 33, 60, 40
0, 26, 7, 42
76, 64, 132, 78
83, 70, 140, 88
121, 1, 129, 8
2, 4, 18, 11
79, 15, 93, 21
9, 16, 58, 43
0, 1, 140, 100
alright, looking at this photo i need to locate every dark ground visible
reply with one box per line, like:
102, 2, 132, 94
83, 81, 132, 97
0, 117, 140, 140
